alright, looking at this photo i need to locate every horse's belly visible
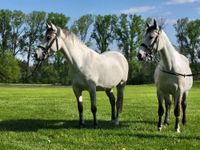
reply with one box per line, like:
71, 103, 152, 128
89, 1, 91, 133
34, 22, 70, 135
155, 74, 193, 95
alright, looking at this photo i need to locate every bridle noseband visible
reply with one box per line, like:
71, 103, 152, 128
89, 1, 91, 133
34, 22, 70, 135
38, 32, 59, 55
140, 31, 160, 57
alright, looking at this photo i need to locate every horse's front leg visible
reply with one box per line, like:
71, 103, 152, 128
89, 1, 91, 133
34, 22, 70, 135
157, 90, 164, 131
89, 85, 98, 128
73, 86, 84, 128
174, 91, 183, 133
164, 95, 171, 125
181, 92, 187, 125
106, 89, 116, 122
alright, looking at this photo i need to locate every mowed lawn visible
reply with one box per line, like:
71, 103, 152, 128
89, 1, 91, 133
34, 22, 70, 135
0, 83, 200, 150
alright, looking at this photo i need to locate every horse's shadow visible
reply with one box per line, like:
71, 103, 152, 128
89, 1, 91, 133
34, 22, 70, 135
0, 119, 132, 132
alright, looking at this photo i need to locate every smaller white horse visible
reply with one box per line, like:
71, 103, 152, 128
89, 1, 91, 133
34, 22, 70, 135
35, 23, 129, 128
137, 20, 193, 132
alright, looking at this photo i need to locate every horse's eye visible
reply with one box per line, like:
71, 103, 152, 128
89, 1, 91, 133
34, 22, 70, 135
149, 36, 154, 40
46, 36, 51, 41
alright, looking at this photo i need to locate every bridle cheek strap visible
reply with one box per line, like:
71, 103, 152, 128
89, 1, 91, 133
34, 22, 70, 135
38, 33, 59, 55
140, 31, 160, 56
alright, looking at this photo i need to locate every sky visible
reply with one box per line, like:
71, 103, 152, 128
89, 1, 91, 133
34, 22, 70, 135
0, 0, 199, 45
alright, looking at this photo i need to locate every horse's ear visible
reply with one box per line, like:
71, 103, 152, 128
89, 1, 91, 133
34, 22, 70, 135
153, 19, 157, 27
50, 23, 57, 32
146, 22, 150, 28
153, 19, 159, 29
46, 23, 51, 29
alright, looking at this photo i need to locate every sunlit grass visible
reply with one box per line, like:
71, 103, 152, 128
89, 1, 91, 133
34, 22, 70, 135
0, 83, 199, 149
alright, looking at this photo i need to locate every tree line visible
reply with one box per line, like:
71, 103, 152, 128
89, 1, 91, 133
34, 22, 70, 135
0, 9, 199, 84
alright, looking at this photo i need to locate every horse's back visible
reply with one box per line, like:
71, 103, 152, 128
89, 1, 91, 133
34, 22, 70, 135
101, 51, 128, 78
95, 51, 128, 88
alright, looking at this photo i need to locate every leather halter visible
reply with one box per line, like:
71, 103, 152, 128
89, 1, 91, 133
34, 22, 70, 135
140, 31, 160, 57
38, 32, 59, 55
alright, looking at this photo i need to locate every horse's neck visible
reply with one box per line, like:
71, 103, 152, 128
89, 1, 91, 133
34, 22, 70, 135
60, 30, 95, 70
159, 32, 177, 71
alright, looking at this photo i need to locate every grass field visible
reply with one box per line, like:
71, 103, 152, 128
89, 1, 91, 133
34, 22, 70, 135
0, 83, 200, 150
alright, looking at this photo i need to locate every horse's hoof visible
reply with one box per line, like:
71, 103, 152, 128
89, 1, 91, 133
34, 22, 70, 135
163, 123, 169, 128
94, 125, 98, 129
115, 120, 119, 126
175, 124, 180, 133
164, 121, 169, 126
182, 120, 186, 126
176, 128, 180, 133
158, 127, 162, 131
110, 119, 116, 124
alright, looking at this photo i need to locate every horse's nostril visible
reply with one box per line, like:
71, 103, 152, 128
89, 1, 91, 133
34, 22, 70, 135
34, 53, 37, 59
137, 53, 142, 60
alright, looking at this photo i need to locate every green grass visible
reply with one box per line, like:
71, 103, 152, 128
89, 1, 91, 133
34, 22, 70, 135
0, 83, 200, 150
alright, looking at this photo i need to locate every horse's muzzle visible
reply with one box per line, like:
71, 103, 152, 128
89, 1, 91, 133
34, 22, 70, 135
137, 52, 144, 61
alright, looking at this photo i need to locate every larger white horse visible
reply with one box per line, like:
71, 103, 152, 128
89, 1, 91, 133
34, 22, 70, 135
35, 23, 129, 128
137, 20, 193, 132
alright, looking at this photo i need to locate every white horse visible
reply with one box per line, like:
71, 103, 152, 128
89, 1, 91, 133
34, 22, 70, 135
35, 23, 129, 128
137, 20, 193, 132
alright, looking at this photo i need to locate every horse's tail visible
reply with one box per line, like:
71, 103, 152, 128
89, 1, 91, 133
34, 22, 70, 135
117, 82, 125, 113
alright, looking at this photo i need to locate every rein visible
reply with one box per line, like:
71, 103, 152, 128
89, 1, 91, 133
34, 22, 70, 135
160, 69, 199, 78
38, 32, 59, 54
25, 31, 59, 80
0, 61, 42, 81
140, 31, 159, 57
25, 61, 42, 80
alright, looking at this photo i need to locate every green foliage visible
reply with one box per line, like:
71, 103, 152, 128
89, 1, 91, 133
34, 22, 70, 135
70, 14, 94, 43
0, 84, 200, 149
0, 9, 12, 53
91, 15, 117, 53
0, 9, 199, 85
0, 53, 21, 82
10, 10, 26, 56
21, 11, 46, 82
174, 18, 200, 63
47, 12, 70, 29
114, 14, 146, 84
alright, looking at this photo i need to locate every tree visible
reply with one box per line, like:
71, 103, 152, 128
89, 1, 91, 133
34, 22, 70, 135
70, 14, 94, 45
174, 18, 189, 56
91, 15, 117, 53
0, 9, 12, 54
47, 12, 70, 29
10, 10, 26, 56
114, 14, 146, 83
47, 12, 71, 85
0, 52, 21, 82
174, 18, 200, 64
186, 19, 200, 63
22, 11, 46, 82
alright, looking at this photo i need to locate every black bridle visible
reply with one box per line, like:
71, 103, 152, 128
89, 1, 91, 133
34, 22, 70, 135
37, 32, 59, 55
25, 31, 59, 80
140, 31, 160, 58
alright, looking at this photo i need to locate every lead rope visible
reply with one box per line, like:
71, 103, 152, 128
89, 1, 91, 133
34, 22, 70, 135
25, 61, 42, 80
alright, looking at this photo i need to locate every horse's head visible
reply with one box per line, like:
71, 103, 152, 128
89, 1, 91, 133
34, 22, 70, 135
34, 23, 61, 61
137, 19, 162, 61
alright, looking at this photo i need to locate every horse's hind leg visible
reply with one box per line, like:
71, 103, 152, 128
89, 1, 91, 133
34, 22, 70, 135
164, 95, 171, 125
181, 92, 187, 125
116, 82, 125, 125
89, 85, 98, 128
157, 90, 164, 131
106, 89, 116, 122
73, 86, 84, 128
